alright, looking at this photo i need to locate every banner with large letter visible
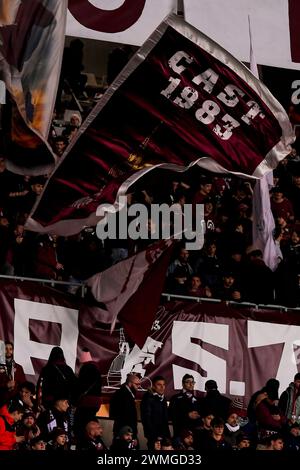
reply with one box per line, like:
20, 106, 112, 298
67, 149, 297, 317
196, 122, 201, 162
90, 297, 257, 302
67, 0, 177, 45
184, 0, 300, 70
0, 279, 300, 406
66, 1, 300, 70
27, 13, 294, 236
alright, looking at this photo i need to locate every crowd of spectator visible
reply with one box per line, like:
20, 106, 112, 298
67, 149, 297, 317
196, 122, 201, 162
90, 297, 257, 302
0, 141, 299, 306
1, 342, 300, 451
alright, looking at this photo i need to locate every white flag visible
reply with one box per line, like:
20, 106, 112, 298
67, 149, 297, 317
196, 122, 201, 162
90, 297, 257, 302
249, 16, 282, 271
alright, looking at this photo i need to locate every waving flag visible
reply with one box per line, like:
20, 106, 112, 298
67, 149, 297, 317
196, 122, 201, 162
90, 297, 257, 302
0, 0, 67, 175
87, 239, 175, 348
248, 16, 282, 271
27, 13, 294, 235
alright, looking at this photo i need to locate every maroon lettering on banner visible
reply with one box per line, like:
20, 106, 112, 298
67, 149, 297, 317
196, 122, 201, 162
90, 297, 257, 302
289, 0, 300, 62
68, 0, 146, 33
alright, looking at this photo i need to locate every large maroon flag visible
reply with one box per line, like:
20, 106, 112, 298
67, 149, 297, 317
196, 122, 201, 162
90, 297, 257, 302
0, 0, 67, 175
27, 13, 294, 235
87, 239, 175, 348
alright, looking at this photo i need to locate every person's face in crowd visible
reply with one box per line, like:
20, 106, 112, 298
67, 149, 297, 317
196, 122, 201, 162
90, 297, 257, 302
203, 414, 214, 429
32, 183, 44, 195
293, 175, 300, 188
232, 253, 242, 262
122, 431, 133, 442
86, 421, 103, 439
19, 387, 32, 403
54, 140, 67, 156
212, 424, 224, 437
200, 183, 212, 195
14, 225, 24, 238
56, 434, 67, 446
153, 379, 166, 396
191, 276, 201, 290
183, 377, 195, 392
272, 191, 284, 202
290, 427, 300, 437
70, 115, 81, 127
5, 343, 13, 359
226, 413, 239, 427
154, 439, 162, 450
271, 438, 284, 450
291, 231, 300, 245
129, 375, 141, 392
55, 399, 69, 413
223, 275, 235, 288
32, 440, 46, 450
23, 415, 35, 428
12, 410, 23, 423
294, 378, 300, 390
183, 434, 193, 447
179, 248, 189, 263
207, 243, 216, 256
204, 202, 213, 215
0, 217, 9, 227
238, 438, 250, 448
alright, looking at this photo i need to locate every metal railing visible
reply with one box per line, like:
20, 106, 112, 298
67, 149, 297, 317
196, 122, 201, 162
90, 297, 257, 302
0, 274, 299, 311
161, 292, 300, 312
0, 274, 86, 298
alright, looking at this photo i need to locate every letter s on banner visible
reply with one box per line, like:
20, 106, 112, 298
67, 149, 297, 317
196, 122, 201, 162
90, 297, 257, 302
248, 320, 300, 395
68, 0, 146, 33
172, 321, 228, 393
13, 299, 79, 375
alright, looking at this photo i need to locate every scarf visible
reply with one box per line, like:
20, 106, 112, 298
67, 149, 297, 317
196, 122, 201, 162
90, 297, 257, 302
225, 422, 240, 433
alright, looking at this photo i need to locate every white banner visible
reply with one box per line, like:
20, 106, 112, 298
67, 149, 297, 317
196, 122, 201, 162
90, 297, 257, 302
184, 0, 300, 70
66, 1, 300, 69
66, 0, 177, 45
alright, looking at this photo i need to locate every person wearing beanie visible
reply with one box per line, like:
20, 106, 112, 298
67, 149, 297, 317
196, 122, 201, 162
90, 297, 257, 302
16, 411, 40, 450
47, 427, 68, 451
198, 379, 231, 421
30, 436, 46, 450
110, 425, 138, 451
173, 429, 194, 450
169, 374, 201, 438
279, 373, 300, 423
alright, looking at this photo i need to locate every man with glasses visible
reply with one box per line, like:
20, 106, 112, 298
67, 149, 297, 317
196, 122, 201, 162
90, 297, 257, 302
169, 374, 201, 438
